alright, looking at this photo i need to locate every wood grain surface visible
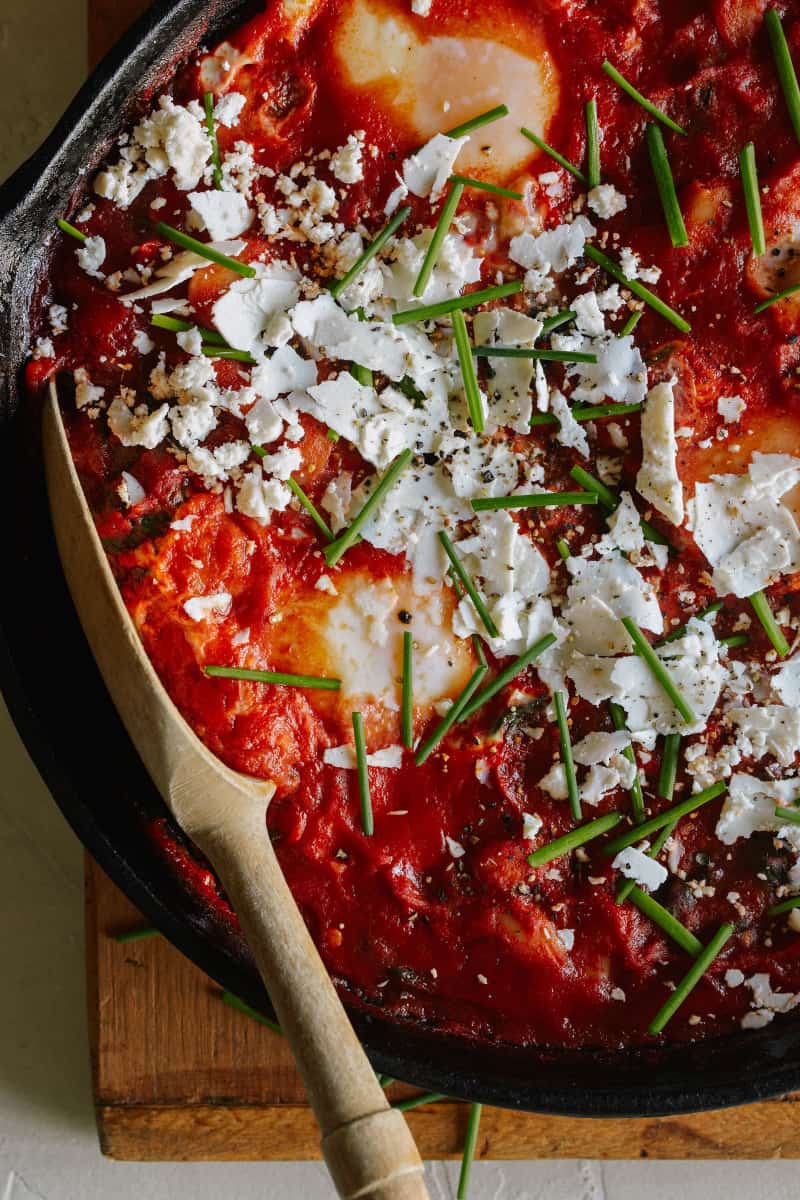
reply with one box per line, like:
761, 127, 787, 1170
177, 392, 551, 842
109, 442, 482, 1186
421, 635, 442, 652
85, 0, 800, 1165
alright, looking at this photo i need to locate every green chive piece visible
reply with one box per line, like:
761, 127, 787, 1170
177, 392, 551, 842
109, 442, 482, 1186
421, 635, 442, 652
457, 1103, 483, 1200
286, 478, 334, 541
378, 1075, 395, 1088
201, 346, 257, 363
392, 1091, 448, 1113
520, 126, 587, 183
646, 124, 688, 248
393, 280, 523, 325
619, 310, 643, 337
656, 600, 724, 646
471, 492, 598, 512
584, 244, 691, 333
324, 449, 412, 568
628, 886, 703, 956
115, 926, 160, 944
445, 103, 509, 139
556, 538, 571, 561
57, 217, 87, 243
204, 92, 224, 190
659, 733, 681, 801
739, 141, 766, 255
610, 700, 644, 823
719, 633, 750, 650
569, 465, 668, 545
402, 631, 414, 750
602, 60, 687, 135
527, 812, 623, 869
450, 174, 523, 201
616, 819, 677, 905
458, 633, 558, 724
327, 428, 340, 443
472, 634, 488, 669
452, 309, 485, 433
585, 98, 601, 190
155, 222, 255, 277
350, 362, 374, 387
352, 712, 373, 836
530, 401, 643, 427
604, 781, 727, 857
766, 8, 800, 144
151, 313, 227, 344
554, 690, 580, 820
750, 589, 791, 656
439, 529, 498, 638
330, 206, 411, 300
205, 666, 341, 690
221, 991, 283, 1035
472, 345, 598, 363
414, 182, 465, 298
776, 806, 800, 824
754, 280, 800, 312
539, 309, 577, 337
648, 924, 734, 1035
769, 895, 800, 916
621, 616, 695, 725
415, 664, 489, 765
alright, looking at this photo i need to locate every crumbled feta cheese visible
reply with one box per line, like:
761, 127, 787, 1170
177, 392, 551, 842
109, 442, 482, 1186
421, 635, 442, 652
331, 133, 365, 184
107, 394, 169, 449
402, 133, 468, 200
717, 394, 746, 424
522, 812, 543, 840
214, 263, 301, 354
716, 773, 800, 847
636, 380, 683, 525
727, 705, 800, 767
188, 190, 253, 240
472, 308, 542, 433
323, 744, 403, 768
213, 92, 246, 128
74, 368, 105, 410
587, 184, 627, 219
556, 928, 575, 951
77, 235, 106, 278
510, 216, 595, 292
446, 836, 466, 858
612, 845, 668, 892
183, 592, 232, 621
235, 466, 292, 524
772, 655, 800, 707
117, 472, 146, 506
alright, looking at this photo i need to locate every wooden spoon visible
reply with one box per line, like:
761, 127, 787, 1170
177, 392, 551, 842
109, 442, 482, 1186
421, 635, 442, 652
43, 385, 430, 1200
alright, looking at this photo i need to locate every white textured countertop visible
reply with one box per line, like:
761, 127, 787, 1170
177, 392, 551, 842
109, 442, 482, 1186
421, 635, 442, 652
2, 3, 800, 1195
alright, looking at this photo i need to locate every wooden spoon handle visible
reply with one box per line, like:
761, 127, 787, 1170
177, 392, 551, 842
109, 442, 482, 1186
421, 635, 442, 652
202, 809, 430, 1200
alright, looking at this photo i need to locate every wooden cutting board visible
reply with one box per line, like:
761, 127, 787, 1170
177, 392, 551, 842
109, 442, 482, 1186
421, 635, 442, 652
85, 0, 800, 1164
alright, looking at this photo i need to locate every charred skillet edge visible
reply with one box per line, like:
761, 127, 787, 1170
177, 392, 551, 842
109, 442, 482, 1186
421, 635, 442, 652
2, 1, 800, 1120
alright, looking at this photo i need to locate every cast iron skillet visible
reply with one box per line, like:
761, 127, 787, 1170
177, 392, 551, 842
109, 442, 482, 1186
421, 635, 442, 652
2, 0, 799, 1117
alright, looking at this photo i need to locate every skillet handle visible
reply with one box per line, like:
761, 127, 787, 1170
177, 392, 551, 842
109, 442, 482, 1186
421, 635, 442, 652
200, 806, 431, 1200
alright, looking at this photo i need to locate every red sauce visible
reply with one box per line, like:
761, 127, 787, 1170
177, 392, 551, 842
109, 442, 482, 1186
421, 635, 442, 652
30, 0, 800, 1048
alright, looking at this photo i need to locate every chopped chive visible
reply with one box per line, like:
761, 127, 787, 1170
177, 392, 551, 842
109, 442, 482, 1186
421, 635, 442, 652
554, 690, 580, 820
450, 174, 523, 200
393, 280, 524, 325
445, 103, 509, 139
527, 812, 623, 869
520, 126, 586, 183
530, 401, 643, 427
472, 634, 488, 669
754, 280, 800, 312
324, 449, 412, 567
769, 895, 800, 916
115, 926, 160, 943
628, 886, 703, 956
619, 310, 643, 337
584, 244, 690, 332
392, 1091, 448, 1113
776, 806, 800, 824
286, 478, 334, 540
327, 428, 340, 443
569, 464, 668, 545
151, 313, 227, 344
458, 633, 558, 723
378, 1075, 395, 1088
719, 633, 750, 650
414, 182, 465, 298
766, 8, 800, 144
616, 819, 677, 904
556, 538, 571, 561
452, 309, 485, 433
204, 92, 223, 190
646, 124, 688, 248
201, 346, 256, 363
57, 217, 87, 243
457, 1103, 482, 1200
439, 529, 498, 638
602, 60, 687, 135
610, 700, 644, 823
472, 345, 598, 363
414, 664, 489, 765
330, 206, 411, 300
205, 666, 341, 690
155, 221, 255, 277
585, 98, 601, 189
659, 733, 681, 801
648, 923, 734, 1035
471, 492, 598, 512
402, 630, 414, 750
749, 589, 790, 657
352, 712, 373, 836
739, 142, 766, 255
221, 991, 283, 1035
604, 781, 727, 857
539, 309, 577, 336
656, 600, 724, 646
621, 616, 695, 725
350, 362, 374, 387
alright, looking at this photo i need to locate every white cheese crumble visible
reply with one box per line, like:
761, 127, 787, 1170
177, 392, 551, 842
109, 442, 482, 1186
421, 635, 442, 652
331, 133, 365, 184
717, 394, 746, 424
188, 190, 253, 240
612, 846, 668, 893
323, 744, 403, 768
402, 133, 468, 201
183, 592, 232, 621
636, 380, 683, 525
522, 812, 543, 840
587, 184, 628, 219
